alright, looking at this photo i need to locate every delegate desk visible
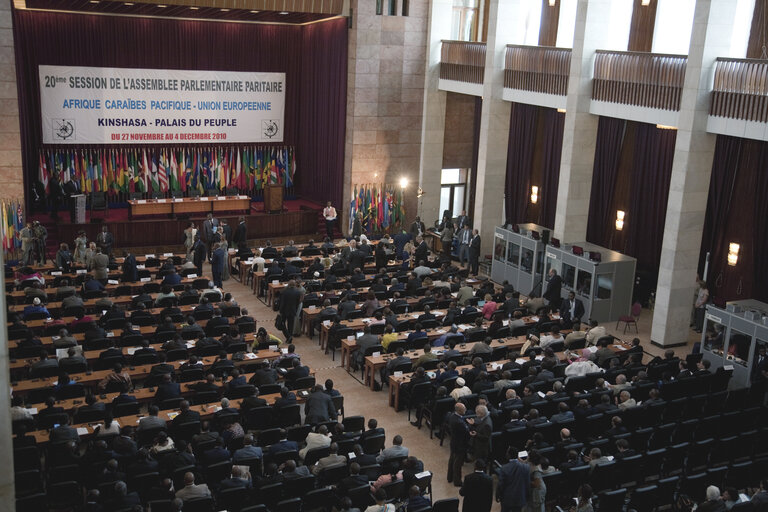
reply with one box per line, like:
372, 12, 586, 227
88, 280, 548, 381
128, 196, 250, 218
363, 337, 526, 390
24, 388, 314, 445
336, 312, 556, 371
385, 340, 634, 410
11, 348, 285, 394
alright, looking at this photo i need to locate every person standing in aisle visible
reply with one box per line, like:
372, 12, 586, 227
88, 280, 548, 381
323, 201, 337, 240
210, 242, 226, 288
469, 229, 481, 276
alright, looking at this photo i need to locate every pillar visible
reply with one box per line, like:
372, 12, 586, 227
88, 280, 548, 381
0, 2, 23, 200
471, 0, 516, 257
553, 0, 627, 243
651, 0, 740, 346
416, 0, 452, 225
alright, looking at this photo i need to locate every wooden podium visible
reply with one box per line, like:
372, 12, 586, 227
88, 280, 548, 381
263, 184, 284, 213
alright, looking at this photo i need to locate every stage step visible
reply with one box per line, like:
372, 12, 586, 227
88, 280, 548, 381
316, 211, 342, 240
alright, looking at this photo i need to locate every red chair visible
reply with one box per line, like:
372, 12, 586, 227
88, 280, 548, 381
617, 302, 642, 333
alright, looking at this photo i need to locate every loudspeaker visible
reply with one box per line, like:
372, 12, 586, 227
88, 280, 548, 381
541, 229, 550, 245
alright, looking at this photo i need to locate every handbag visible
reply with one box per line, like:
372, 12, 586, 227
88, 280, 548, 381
274, 313, 283, 330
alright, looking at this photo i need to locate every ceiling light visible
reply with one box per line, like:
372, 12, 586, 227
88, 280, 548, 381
279, 11, 289, 14
189, 6, 199, 9
530, 186, 539, 204
89, 1, 99, 4
124, 2, 133, 5
250, 10, 260, 13
641, 0, 650, 5
157, 4, 166, 7
220, 8, 230, 11
728, 243, 740, 266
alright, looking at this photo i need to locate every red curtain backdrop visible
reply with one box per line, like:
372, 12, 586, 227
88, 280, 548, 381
12, 10, 347, 208
699, 135, 768, 302
586, 117, 674, 274
505, 103, 539, 225
539, 108, 565, 229
504, 103, 564, 228
587, 116, 627, 245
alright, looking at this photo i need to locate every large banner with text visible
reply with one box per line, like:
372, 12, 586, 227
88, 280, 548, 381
39, 65, 285, 145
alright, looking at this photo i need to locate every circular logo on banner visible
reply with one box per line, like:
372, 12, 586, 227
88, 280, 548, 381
262, 119, 280, 139
53, 119, 75, 140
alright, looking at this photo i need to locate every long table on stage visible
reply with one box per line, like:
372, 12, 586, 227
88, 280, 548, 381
128, 196, 250, 218
56, 204, 319, 248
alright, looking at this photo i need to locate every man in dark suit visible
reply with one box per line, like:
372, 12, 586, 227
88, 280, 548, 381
544, 268, 563, 306
279, 280, 303, 343
96, 226, 114, 257
286, 358, 310, 384
232, 217, 247, 246
304, 385, 338, 425
559, 291, 585, 325
239, 387, 268, 413
459, 459, 493, 512
414, 236, 429, 265
410, 217, 425, 239
469, 229, 481, 276
210, 243, 226, 288
192, 235, 207, 276
121, 251, 138, 283
337, 462, 368, 495
154, 374, 181, 405
447, 403, 470, 486
171, 400, 201, 431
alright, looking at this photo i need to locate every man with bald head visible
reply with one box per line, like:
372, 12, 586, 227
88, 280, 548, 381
447, 402, 470, 486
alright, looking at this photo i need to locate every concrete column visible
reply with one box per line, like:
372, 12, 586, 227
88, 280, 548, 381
0, 2, 23, 200
471, 0, 517, 257
554, 0, 627, 243
651, 0, 740, 346
0, 251, 14, 506
416, 0, 452, 225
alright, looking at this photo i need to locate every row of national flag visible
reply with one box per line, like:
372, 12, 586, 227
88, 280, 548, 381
349, 184, 406, 233
38, 146, 297, 195
1, 200, 24, 254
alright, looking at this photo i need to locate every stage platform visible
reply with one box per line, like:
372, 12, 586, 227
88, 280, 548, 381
31, 199, 326, 251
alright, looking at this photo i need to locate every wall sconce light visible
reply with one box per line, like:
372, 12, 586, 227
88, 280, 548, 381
728, 242, 740, 266
641, 0, 651, 5
548, 0, 556, 6
399, 177, 408, 189
416, 187, 424, 198
530, 186, 539, 204
615, 210, 625, 231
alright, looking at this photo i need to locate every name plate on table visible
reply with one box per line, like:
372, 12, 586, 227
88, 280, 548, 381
187, 274, 197, 278
347, 335, 354, 341
76, 427, 90, 436
394, 371, 403, 377
174, 198, 183, 202
76, 269, 87, 274
269, 345, 278, 351
217, 196, 226, 200
281, 348, 288, 354
106, 332, 115, 337
163, 253, 174, 257
323, 320, 331, 327
108, 279, 118, 285
51, 271, 62, 276
136, 265, 146, 269
372, 352, 381, 357
145, 254, 155, 259
309, 305, 316, 310
137, 200, 147, 204
272, 280, 280, 285
140, 277, 151, 282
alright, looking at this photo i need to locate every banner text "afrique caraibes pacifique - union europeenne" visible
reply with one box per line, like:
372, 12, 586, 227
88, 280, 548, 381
39, 65, 286, 145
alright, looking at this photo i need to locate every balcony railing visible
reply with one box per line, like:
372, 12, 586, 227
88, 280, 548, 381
504, 45, 571, 96
592, 50, 687, 111
440, 40, 487, 85
711, 58, 768, 123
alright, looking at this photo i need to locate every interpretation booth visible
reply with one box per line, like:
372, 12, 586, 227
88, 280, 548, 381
702, 299, 768, 389
492, 224, 636, 323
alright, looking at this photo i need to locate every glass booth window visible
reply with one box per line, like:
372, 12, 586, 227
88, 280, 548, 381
576, 270, 592, 297
726, 328, 751, 367
521, 248, 534, 273
494, 236, 505, 262
545, 256, 561, 281
562, 263, 576, 290
507, 241, 520, 267
535, 250, 544, 276
596, 274, 613, 300
703, 318, 726, 356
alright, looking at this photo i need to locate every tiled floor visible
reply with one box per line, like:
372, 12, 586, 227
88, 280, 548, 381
214, 261, 700, 509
